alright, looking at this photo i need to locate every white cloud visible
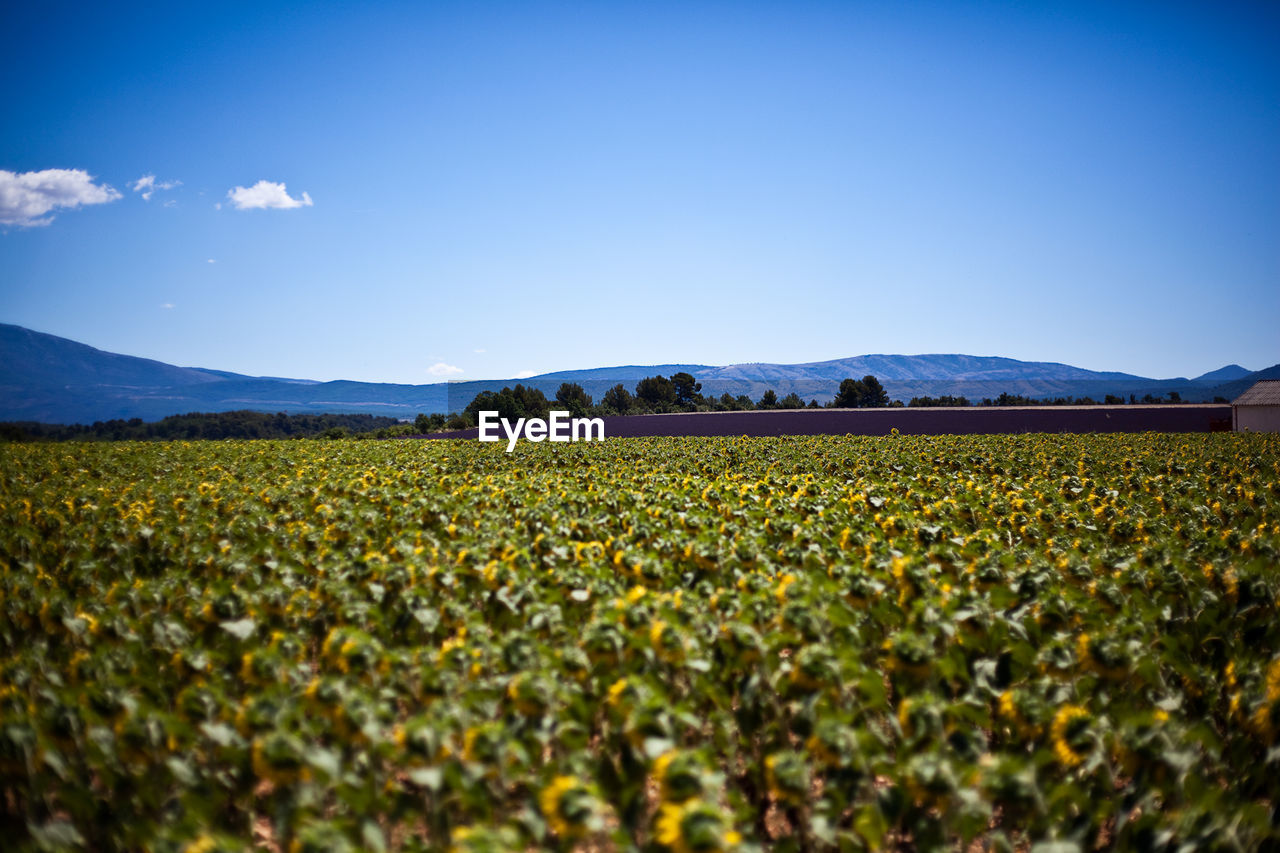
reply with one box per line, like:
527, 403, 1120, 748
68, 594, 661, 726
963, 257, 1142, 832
161, 303, 175, 309
0, 168, 121, 227
131, 174, 181, 201
427, 362, 464, 377
206, 258, 216, 264
513, 369, 538, 379
473, 348, 486, 353
226, 180, 313, 210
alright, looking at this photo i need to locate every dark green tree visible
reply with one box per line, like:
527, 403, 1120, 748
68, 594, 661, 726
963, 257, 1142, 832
635, 375, 677, 409
464, 384, 550, 422
779, 392, 806, 409
757, 389, 779, 410
860, 375, 889, 407
832, 378, 865, 408
554, 383, 593, 417
602, 384, 634, 414
415, 412, 447, 432
671, 373, 703, 408
512, 384, 551, 419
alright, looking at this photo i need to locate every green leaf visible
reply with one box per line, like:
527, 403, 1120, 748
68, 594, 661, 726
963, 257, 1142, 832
166, 757, 197, 786
1030, 842, 1082, 853
306, 747, 342, 778
200, 722, 238, 747
28, 819, 85, 850
219, 618, 256, 639
361, 820, 387, 853
854, 804, 887, 848
643, 737, 675, 759
408, 767, 443, 791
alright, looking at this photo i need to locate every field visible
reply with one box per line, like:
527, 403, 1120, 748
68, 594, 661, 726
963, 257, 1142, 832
1, 433, 1278, 852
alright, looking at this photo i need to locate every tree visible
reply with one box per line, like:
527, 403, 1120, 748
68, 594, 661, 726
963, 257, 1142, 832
671, 373, 703, 408
779, 392, 806, 409
832, 378, 865, 408
635, 375, 677, 409
602, 384, 634, 414
464, 384, 550, 422
758, 390, 779, 410
512, 384, 551, 420
415, 412, 446, 432
860, 375, 889, 407
555, 383, 593, 417
833, 375, 890, 408
908, 395, 969, 408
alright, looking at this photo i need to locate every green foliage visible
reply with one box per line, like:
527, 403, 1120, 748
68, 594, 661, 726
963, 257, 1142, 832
554, 383, 593, 418
414, 413, 448, 434
908, 395, 970, 408
0, 410, 405, 442
779, 393, 806, 410
601, 384, 635, 414
671, 373, 703, 408
635, 376, 678, 410
833, 375, 890, 408
464, 384, 551, 422
980, 394, 1102, 407
0, 433, 1278, 850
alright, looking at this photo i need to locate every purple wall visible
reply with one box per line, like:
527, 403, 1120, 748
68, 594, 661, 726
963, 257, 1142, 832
414, 405, 1232, 441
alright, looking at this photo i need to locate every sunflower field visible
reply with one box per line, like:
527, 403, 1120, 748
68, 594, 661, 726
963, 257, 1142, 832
1, 433, 1278, 852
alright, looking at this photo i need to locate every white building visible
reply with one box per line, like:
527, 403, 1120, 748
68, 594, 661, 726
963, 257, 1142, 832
1232, 379, 1280, 432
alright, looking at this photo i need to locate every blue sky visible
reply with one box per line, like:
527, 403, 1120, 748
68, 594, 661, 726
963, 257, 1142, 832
2, 0, 1277, 383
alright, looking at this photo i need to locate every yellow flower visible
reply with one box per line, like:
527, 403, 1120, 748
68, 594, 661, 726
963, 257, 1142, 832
1265, 657, 1280, 705
607, 678, 630, 708
1050, 704, 1091, 768
655, 800, 740, 852
775, 573, 797, 604
538, 775, 594, 839
183, 836, 218, 853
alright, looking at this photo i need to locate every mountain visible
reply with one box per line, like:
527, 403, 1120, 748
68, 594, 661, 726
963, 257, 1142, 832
0, 323, 1272, 424
1193, 364, 1251, 383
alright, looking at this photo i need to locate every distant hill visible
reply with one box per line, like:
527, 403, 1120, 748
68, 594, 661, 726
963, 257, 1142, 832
0, 323, 1272, 424
1194, 364, 1251, 383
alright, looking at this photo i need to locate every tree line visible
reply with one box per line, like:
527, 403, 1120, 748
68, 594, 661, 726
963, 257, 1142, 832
417, 373, 902, 432
0, 410, 405, 442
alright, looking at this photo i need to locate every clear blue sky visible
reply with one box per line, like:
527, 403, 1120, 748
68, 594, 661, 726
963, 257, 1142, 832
2, 0, 1277, 383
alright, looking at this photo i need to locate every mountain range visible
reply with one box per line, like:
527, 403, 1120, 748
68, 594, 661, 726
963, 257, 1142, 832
0, 323, 1273, 424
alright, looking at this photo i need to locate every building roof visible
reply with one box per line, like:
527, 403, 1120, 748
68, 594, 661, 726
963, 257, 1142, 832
1232, 379, 1280, 406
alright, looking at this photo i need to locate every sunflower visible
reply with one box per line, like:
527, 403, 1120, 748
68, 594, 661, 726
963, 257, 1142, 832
764, 751, 809, 806
538, 775, 599, 840
1050, 704, 1092, 768
652, 749, 708, 803
655, 800, 741, 853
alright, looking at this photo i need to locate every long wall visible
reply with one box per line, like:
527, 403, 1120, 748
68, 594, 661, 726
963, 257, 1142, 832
420, 404, 1232, 440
